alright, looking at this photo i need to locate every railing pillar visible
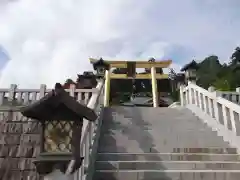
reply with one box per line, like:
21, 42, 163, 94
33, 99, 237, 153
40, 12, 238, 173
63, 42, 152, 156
179, 85, 185, 106
104, 70, 110, 107
151, 67, 158, 107
208, 86, 215, 93
236, 87, 240, 93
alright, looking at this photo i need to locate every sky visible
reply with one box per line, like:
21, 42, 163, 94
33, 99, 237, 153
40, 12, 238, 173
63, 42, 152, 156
0, 0, 239, 88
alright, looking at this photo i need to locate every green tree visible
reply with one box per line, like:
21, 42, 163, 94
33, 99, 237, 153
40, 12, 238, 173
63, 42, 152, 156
230, 47, 240, 66
213, 77, 231, 91
196, 55, 222, 89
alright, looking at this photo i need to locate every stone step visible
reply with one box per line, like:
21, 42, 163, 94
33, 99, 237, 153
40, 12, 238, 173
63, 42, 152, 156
99, 107, 231, 153
98, 146, 234, 154
95, 160, 240, 170
98, 146, 236, 154
97, 153, 240, 162
99, 133, 226, 141
93, 170, 240, 180
100, 128, 220, 133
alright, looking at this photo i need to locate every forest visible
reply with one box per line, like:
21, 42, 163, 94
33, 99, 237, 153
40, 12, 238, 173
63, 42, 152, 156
193, 47, 240, 91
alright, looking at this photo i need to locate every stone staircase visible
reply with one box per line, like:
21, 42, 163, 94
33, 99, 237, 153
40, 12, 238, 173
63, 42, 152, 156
93, 106, 240, 180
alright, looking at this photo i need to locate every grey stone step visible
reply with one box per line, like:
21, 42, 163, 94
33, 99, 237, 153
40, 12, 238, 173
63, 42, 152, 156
93, 107, 237, 179
98, 148, 238, 154
93, 170, 240, 180
95, 161, 240, 170
98, 137, 233, 151
98, 146, 233, 154
100, 128, 220, 133
99, 107, 232, 152
99, 134, 226, 142
97, 153, 240, 162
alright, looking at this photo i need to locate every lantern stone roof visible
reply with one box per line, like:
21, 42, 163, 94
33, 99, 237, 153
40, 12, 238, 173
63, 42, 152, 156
180, 60, 198, 72
21, 83, 97, 122
92, 58, 110, 70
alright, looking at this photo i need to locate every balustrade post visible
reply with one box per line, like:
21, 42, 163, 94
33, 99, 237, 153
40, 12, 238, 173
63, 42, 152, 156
236, 87, 240, 93
236, 87, 240, 104
207, 86, 215, 118
208, 86, 220, 122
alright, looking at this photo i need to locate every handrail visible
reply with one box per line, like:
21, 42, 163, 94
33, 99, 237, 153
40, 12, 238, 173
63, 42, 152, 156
180, 81, 240, 137
187, 82, 240, 112
65, 80, 104, 179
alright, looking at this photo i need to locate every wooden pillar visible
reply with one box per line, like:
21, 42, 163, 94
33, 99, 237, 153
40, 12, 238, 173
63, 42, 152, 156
151, 67, 158, 107
104, 70, 110, 107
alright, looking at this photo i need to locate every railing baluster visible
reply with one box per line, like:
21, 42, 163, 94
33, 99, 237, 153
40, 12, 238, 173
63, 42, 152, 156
78, 92, 83, 103
85, 92, 90, 105
32, 92, 37, 102
199, 93, 203, 110
180, 82, 240, 142
23, 92, 30, 104
222, 105, 228, 128
203, 96, 208, 113
229, 109, 237, 134
0, 92, 4, 105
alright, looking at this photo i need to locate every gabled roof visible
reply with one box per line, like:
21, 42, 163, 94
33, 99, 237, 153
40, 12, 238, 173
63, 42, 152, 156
180, 60, 198, 72
82, 71, 94, 77
21, 83, 97, 122
76, 74, 97, 89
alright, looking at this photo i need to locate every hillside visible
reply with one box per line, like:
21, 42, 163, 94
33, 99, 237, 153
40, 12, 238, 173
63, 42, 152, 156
186, 47, 240, 91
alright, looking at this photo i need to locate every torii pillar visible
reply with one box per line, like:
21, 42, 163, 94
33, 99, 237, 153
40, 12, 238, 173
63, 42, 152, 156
90, 58, 172, 108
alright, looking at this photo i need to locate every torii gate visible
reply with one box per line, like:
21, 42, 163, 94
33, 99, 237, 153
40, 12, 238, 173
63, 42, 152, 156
90, 58, 172, 107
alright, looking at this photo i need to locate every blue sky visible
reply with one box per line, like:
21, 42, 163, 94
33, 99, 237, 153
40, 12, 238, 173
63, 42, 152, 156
0, 0, 239, 87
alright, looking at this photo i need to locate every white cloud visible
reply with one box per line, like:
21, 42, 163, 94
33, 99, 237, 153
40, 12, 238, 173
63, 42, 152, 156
0, 0, 239, 88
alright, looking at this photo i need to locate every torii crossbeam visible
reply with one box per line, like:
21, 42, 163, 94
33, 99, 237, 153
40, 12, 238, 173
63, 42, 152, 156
90, 58, 172, 107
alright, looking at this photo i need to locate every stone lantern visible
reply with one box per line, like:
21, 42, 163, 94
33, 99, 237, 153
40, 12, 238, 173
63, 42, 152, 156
20, 83, 97, 175
180, 60, 198, 84
92, 58, 110, 78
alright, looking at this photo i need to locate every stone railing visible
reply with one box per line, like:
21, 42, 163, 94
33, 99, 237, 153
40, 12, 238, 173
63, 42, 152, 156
72, 80, 104, 180
180, 82, 240, 151
216, 88, 240, 105
0, 84, 97, 106
45, 81, 105, 180
0, 82, 104, 180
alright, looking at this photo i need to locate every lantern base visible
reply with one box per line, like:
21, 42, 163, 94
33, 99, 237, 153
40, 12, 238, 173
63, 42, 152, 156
33, 152, 84, 175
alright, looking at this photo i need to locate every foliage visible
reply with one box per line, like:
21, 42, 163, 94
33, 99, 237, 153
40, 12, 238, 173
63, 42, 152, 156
184, 47, 240, 91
